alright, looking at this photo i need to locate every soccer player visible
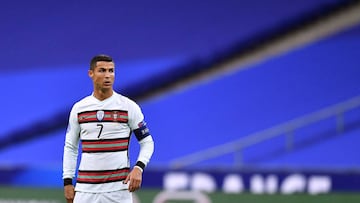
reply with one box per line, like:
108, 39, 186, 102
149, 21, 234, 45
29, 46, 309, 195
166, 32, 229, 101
62, 54, 155, 203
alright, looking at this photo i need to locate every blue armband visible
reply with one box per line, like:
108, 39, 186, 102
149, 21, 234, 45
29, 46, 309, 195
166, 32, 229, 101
133, 120, 150, 141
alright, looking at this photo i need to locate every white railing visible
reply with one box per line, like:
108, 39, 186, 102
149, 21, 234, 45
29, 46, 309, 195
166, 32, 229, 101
170, 95, 360, 169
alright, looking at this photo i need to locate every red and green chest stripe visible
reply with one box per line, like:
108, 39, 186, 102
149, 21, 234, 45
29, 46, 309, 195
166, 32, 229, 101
78, 110, 128, 123
81, 138, 129, 153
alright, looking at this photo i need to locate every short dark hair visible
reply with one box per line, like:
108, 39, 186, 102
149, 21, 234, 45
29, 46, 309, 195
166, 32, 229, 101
90, 54, 114, 70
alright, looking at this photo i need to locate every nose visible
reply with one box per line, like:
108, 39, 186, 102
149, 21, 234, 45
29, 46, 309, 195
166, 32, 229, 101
105, 70, 112, 78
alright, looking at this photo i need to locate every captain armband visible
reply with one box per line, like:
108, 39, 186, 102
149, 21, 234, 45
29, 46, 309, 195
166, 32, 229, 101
133, 120, 151, 141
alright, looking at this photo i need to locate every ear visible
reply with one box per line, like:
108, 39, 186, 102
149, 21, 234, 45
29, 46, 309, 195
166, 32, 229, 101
88, 69, 93, 78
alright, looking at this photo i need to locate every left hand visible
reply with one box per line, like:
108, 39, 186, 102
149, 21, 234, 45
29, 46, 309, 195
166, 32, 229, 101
123, 167, 143, 192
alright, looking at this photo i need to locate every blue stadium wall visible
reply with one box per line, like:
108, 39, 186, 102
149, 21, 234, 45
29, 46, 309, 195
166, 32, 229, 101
0, 0, 359, 192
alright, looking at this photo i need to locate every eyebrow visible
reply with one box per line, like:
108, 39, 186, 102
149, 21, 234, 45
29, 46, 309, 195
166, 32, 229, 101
97, 67, 114, 71
97, 66, 114, 69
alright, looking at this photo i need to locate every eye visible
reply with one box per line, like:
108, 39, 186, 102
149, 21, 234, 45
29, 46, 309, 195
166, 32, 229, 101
109, 68, 114, 73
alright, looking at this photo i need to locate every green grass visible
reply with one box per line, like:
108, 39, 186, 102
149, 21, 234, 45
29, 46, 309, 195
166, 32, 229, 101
1, 186, 360, 203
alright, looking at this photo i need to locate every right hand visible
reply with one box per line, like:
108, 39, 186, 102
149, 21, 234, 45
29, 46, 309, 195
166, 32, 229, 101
64, 185, 75, 203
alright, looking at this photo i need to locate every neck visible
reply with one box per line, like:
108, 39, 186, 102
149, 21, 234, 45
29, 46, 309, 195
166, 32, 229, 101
93, 89, 113, 101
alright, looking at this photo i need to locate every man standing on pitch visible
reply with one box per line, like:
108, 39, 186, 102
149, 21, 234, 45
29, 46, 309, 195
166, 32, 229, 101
63, 54, 155, 203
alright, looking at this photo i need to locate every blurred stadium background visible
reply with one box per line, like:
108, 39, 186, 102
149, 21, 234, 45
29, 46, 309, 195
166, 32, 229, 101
1, 0, 360, 202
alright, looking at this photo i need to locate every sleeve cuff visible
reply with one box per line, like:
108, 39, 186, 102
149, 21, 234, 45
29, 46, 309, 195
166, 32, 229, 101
135, 161, 146, 171
63, 178, 73, 186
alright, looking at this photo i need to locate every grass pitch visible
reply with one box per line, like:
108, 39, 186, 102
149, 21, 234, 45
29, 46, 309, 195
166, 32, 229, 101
0, 186, 360, 203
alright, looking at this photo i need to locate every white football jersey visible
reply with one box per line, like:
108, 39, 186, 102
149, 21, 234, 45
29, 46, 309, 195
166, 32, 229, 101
63, 91, 154, 193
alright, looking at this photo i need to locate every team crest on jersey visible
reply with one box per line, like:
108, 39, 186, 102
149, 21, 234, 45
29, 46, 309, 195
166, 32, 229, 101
96, 110, 105, 121
112, 111, 118, 120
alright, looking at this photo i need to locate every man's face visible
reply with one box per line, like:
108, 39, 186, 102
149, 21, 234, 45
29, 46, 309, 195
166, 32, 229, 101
88, 61, 115, 91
